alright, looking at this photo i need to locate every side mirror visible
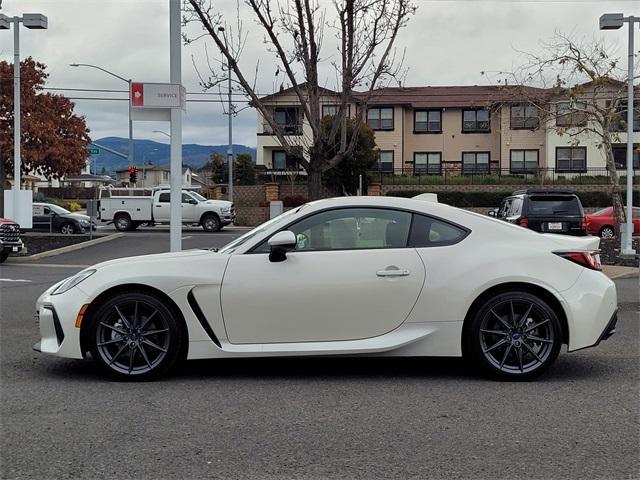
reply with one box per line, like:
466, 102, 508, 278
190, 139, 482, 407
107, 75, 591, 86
268, 230, 297, 262
488, 210, 497, 217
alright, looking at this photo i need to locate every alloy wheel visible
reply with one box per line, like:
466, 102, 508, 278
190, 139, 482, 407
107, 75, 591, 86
95, 300, 171, 375
479, 299, 555, 375
600, 227, 615, 239
60, 224, 75, 235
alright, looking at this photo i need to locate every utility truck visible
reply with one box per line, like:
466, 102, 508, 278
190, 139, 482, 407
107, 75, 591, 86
98, 187, 234, 232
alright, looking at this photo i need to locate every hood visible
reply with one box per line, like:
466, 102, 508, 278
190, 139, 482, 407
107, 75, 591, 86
91, 248, 213, 270
541, 233, 600, 251
204, 200, 232, 207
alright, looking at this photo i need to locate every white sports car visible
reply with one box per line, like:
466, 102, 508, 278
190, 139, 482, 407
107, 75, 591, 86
34, 196, 618, 380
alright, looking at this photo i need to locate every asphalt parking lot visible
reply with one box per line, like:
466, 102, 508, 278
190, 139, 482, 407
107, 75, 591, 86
1, 229, 638, 480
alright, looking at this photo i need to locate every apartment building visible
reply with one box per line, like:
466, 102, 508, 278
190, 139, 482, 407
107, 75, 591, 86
254, 83, 639, 176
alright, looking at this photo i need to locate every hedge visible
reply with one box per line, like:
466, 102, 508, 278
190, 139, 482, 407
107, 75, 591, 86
385, 189, 640, 208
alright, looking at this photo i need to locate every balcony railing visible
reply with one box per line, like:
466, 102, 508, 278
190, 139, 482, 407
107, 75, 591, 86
368, 166, 640, 186
261, 122, 303, 136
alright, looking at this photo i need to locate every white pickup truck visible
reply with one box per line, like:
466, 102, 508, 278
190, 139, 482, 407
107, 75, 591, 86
98, 188, 235, 232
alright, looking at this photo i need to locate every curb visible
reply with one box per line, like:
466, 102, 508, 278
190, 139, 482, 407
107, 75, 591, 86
607, 271, 639, 280
7, 233, 125, 262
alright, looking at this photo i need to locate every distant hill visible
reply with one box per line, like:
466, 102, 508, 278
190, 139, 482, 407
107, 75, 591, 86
89, 137, 256, 174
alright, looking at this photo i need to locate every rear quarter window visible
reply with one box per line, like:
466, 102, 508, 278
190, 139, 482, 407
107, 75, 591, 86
408, 214, 469, 247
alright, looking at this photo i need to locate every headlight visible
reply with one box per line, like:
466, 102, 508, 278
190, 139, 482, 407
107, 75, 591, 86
221, 207, 231, 213
51, 269, 96, 295
80, 221, 90, 226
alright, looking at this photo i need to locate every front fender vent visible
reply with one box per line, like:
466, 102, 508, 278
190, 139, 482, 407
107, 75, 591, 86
187, 290, 221, 348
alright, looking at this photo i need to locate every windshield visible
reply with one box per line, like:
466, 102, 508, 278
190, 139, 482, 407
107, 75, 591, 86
50, 205, 71, 215
191, 192, 207, 202
591, 207, 611, 216
528, 196, 582, 215
218, 207, 302, 254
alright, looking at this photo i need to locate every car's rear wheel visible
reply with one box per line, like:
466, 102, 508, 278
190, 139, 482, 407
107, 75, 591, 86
88, 292, 185, 380
599, 226, 615, 239
60, 222, 76, 235
114, 214, 132, 232
464, 291, 562, 380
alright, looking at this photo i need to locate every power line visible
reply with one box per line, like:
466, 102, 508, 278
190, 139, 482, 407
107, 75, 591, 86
65, 96, 251, 103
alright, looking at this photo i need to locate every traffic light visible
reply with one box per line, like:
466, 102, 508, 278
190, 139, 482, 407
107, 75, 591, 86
129, 166, 137, 184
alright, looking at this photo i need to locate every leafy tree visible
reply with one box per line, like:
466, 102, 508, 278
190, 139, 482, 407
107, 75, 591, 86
235, 153, 256, 185
323, 117, 377, 195
209, 151, 227, 183
0, 58, 91, 180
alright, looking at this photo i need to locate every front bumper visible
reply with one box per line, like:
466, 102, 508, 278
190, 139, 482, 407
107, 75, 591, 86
34, 287, 85, 359
1, 241, 24, 254
221, 213, 236, 225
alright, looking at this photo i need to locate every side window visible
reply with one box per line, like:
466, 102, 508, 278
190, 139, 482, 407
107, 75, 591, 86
498, 199, 511, 218
158, 193, 170, 203
408, 215, 468, 248
262, 208, 412, 252
43, 207, 50, 215
509, 198, 523, 217
182, 193, 194, 203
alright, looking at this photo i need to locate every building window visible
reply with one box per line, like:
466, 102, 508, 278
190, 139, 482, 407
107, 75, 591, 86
414, 110, 442, 133
462, 109, 490, 132
611, 144, 640, 169
367, 107, 394, 130
611, 101, 640, 132
414, 152, 441, 175
510, 150, 539, 173
556, 147, 587, 172
272, 150, 299, 170
462, 152, 490, 174
322, 105, 338, 117
377, 151, 394, 173
272, 107, 301, 134
510, 105, 539, 129
556, 101, 587, 127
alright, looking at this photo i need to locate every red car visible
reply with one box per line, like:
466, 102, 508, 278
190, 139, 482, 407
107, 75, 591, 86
585, 207, 640, 238
0, 217, 24, 263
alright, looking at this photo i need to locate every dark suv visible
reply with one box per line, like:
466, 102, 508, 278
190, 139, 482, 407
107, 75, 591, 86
490, 189, 586, 235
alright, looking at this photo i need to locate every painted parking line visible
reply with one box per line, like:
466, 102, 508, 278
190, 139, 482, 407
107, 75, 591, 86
3, 263, 89, 269
0, 278, 32, 283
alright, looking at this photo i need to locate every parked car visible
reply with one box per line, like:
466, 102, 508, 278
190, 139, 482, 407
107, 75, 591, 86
32, 203, 95, 234
34, 195, 617, 381
489, 189, 586, 236
98, 188, 234, 232
585, 207, 640, 238
0, 218, 24, 263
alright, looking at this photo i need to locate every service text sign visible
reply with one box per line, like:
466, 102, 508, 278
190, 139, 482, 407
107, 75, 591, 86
130, 82, 186, 110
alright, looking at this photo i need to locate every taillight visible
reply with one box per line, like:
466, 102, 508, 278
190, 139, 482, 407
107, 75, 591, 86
518, 217, 528, 228
581, 217, 587, 232
555, 251, 602, 271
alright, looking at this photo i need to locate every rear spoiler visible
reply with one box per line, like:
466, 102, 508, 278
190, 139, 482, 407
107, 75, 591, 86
541, 233, 600, 251
412, 193, 438, 203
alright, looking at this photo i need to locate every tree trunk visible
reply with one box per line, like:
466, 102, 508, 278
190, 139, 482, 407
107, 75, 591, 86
603, 138, 625, 236
307, 169, 323, 201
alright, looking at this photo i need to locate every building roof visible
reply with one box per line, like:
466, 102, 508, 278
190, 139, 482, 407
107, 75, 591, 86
354, 85, 550, 108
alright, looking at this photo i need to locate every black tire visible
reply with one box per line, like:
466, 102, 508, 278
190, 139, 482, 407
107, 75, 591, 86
114, 213, 132, 232
463, 291, 562, 381
130, 222, 140, 231
87, 291, 185, 381
599, 225, 615, 239
201, 214, 221, 232
59, 222, 76, 235
0, 251, 9, 263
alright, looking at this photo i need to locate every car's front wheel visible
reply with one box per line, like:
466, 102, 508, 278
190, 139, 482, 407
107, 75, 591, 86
60, 222, 76, 235
201, 214, 221, 232
87, 292, 185, 380
464, 291, 562, 380
0, 251, 9, 263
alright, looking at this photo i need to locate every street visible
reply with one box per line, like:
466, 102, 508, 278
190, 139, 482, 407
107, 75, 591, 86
0, 231, 638, 480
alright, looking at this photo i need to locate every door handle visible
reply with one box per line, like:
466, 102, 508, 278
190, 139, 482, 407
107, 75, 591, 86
376, 268, 410, 277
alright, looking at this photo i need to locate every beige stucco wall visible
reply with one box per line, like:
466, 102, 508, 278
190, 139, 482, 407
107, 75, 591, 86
499, 105, 546, 170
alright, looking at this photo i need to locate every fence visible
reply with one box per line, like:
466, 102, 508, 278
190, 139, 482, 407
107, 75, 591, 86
368, 167, 640, 186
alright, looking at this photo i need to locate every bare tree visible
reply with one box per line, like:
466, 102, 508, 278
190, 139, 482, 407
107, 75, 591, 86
487, 33, 639, 233
184, 0, 415, 199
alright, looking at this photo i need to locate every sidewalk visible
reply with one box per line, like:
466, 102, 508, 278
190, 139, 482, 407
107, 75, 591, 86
602, 265, 639, 280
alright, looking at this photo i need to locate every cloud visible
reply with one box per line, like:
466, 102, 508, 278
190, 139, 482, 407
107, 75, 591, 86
1, 0, 634, 146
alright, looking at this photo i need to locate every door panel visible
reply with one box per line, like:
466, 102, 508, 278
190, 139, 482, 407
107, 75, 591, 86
220, 248, 425, 344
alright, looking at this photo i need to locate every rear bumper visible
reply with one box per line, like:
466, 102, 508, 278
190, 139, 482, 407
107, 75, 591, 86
569, 310, 618, 352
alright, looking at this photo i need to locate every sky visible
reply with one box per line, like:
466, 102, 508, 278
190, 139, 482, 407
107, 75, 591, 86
0, 0, 637, 149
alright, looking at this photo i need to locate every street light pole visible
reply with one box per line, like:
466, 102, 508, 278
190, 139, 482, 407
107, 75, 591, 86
599, 13, 638, 256
218, 26, 233, 206
0, 13, 48, 225
70, 63, 134, 165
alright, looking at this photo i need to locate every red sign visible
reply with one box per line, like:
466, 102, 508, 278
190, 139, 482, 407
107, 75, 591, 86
131, 83, 144, 107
